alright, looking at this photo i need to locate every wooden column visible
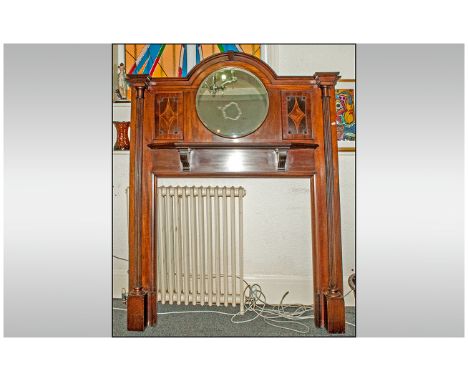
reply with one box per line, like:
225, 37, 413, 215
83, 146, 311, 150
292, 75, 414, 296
127, 76, 149, 331
314, 72, 345, 333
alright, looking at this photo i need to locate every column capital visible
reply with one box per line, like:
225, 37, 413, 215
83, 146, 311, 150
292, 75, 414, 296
313, 72, 341, 87
126, 74, 151, 89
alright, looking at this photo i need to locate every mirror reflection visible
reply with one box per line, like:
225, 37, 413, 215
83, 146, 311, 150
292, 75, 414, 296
196, 67, 269, 138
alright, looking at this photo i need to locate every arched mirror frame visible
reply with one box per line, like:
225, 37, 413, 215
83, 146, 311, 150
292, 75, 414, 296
126, 52, 346, 334
195, 66, 270, 139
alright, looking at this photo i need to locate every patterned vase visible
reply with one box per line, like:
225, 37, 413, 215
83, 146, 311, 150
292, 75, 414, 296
113, 121, 130, 151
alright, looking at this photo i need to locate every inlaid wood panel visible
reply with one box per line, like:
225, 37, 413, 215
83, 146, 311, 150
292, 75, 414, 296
281, 91, 313, 140
154, 92, 184, 140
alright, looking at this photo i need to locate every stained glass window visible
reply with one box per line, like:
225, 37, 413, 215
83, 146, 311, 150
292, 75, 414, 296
119, 44, 261, 100
124, 44, 261, 78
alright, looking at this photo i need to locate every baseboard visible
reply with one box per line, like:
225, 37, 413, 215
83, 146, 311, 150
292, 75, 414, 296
244, 274, 355, 307
112, 271, 355, 306
243, 274, 313, 305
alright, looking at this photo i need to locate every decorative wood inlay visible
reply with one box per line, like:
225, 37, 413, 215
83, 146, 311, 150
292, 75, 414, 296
160, 98, 177, 130
281, 91, 313, 140
125, 54, 346, 334
155, 93, 184, 140
288, 97, 306, 133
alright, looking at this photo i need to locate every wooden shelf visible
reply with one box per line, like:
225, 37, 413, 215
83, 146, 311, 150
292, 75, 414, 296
147, 141, 318, 172
147, 141, 318, 150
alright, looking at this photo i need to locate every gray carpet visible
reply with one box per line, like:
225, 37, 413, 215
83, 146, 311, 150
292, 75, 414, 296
112, 299, 355, 337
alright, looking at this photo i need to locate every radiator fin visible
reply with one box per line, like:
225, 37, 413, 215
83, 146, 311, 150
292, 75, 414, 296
156, 186, 245, 309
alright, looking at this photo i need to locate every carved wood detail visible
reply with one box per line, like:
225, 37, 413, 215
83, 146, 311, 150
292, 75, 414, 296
125, 54, 346, 334
281, 91, 313, 140
155, 93, 184, 140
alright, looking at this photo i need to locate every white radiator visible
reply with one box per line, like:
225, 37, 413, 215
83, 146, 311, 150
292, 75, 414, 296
157, 186, 246, 313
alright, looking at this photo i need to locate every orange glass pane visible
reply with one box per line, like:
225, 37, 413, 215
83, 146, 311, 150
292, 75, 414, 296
121, 43, 262, 99
240, 44, 261, 58
199, 44, 261, 60
125, 44, 182, 78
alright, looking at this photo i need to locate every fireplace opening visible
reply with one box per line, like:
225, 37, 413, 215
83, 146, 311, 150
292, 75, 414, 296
156, 178, 313, 309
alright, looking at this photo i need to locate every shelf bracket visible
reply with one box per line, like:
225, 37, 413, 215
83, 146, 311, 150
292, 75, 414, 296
275, 148, 288, 171
178, 148, 191, 171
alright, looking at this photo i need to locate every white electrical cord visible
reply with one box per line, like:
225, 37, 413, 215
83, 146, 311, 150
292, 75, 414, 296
228, 283, 314, 333
115, 187, 355, 331
113, 281, 356, 333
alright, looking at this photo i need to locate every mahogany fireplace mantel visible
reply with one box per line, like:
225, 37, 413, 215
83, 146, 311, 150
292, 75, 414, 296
126, 52, 346, 333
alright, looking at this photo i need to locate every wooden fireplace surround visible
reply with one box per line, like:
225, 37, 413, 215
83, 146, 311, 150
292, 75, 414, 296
126, 52, 346, 333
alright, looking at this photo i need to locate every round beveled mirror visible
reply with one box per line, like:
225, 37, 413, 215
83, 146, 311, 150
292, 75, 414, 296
196, 67, 269, 138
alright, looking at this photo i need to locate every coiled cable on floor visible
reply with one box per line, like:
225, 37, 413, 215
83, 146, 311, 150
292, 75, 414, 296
113, 280, 355, 333
229, 283, 314, 334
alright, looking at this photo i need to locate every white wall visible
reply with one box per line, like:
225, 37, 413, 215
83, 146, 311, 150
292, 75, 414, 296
266, 44, 355, 78
112, 151, 130, 299
338, 152, 356, 304
112, 45, 355, 306
157, 178, 313, 304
